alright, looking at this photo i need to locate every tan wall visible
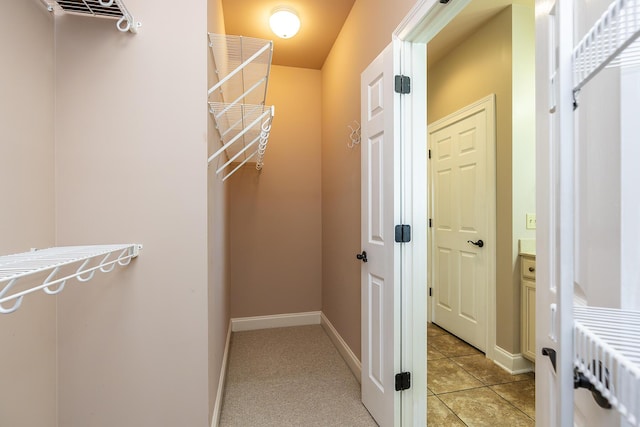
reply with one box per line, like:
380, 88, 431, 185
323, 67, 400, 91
207, 0, 229, 422
54, 1, 210, 425
321, 0, 416, 359
0, 2, 57, 426
228, 65, 323, 318
428, 6, 535, 353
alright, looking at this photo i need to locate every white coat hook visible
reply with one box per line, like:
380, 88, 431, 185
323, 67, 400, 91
117, 16, 131, 33
347, 120, 361, 149
43, 267, 66, 295
99, 252, 117, 273
117, 248, 133, 266
76, 258, 96, 282
0, 279, 23, 314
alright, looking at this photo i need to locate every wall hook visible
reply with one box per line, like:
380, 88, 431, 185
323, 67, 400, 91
347, 120, 361, 149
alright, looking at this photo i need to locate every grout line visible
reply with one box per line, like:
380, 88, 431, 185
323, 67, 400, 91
428, 327, 536, 423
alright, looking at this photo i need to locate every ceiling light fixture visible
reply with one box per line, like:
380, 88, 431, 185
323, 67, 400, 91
269, 7, 300, 39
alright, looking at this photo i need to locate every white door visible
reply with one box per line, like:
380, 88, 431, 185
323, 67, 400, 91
536, 1, 574, 425
429, 97, 495, 351
360, 43, 400, 427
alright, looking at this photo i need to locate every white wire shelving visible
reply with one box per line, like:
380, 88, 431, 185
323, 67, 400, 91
569, 0, 640, 423
574, 306, 640, 425
40, 0, 141, 33
207, 33, 275, 181
573, 0, 640, 92
0, 244, 141, 314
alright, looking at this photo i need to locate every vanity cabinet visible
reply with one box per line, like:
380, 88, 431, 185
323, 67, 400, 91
521, 255, 536, 362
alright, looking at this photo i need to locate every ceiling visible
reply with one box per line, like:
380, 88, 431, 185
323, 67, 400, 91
221, 0, 534, 71
221, 0, 356, 69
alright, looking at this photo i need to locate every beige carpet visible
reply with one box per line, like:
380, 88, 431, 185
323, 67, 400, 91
219, 325, 378, 426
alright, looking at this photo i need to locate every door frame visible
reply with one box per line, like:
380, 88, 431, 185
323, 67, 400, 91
391, 0, 471, 424
427, 95, 497, 359
427, 94, 497, 360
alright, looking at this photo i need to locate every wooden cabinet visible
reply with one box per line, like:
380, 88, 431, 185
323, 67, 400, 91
521, 254, 536, 362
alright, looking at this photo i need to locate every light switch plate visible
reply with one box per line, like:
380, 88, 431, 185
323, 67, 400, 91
526, 213, 536, 230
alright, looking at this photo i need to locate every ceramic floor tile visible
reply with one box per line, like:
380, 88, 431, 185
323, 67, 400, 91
491, 378, 536, 419
427, 396, 465, 426
427, 322, 448, 337
427, 359, 483, 394
451, 354, 531, 385
428, 387, 434, 396
438, 388, 534, 427
428, 345, 447, 361
429, 334, 482, 358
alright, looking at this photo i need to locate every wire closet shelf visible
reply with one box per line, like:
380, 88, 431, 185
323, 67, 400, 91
570, 0, 640, 424
0, 244, 141, 314
208, 33, 275, 181
40, 0, 141, 33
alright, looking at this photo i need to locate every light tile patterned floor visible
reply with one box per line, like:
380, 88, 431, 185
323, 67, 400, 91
427, 322, 535, 426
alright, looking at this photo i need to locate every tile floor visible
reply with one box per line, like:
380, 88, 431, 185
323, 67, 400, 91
427, 322, 536, 426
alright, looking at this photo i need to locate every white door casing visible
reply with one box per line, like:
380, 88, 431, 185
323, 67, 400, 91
429, 96, 496, 352
536, 0, 575, 425
360, 42, 400, 427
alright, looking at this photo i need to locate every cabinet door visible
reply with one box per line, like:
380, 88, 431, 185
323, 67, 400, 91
522, 278, 536, 362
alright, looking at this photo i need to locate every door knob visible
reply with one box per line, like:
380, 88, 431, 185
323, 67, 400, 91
356, 251, 368, 263
467, 239, 484, 248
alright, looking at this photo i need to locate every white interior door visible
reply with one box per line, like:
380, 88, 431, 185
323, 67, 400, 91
360, 43, 399, 427
429, 96, 495, 351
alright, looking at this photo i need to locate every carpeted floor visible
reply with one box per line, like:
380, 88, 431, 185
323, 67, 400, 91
219, 325, 378, 427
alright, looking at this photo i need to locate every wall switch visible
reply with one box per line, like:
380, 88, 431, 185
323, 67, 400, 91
526, 213, 536, 230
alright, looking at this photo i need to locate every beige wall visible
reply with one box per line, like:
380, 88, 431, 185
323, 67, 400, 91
54, 0, 210, 425
428, 6, 535, 353
207, 0, 229, 422
0, 2, 57, 426
321, 0, 416, 359
228, 65, 323, 318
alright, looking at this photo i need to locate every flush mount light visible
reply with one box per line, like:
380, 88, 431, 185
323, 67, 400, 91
269, 7, 300, 39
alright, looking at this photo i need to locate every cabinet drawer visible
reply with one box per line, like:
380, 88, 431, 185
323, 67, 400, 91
522, 257, 536, 280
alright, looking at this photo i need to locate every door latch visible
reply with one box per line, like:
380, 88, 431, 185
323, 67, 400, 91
356, 251, 368, 263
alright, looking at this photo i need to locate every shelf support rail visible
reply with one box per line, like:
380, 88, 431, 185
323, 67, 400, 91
0, 244, 142, 314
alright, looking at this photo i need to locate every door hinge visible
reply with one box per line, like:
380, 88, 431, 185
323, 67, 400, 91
429, 287, 432, 297
395, 372, 411, 391
395, 224, 411, 243
394, 75, 411, 94
429, 218, 432, 228
428, 149, 431, 159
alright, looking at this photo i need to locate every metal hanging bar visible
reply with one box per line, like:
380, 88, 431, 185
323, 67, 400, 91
0, 244, 142, 314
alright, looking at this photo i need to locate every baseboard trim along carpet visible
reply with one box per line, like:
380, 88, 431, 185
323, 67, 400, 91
211, 322, 232, 427
320, 312, 362, 383
493, 344, 534, 374
230, 311, 322, 332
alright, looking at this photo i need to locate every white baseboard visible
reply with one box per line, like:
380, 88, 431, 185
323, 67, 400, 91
211, 322, 232, 427
230, 311, 322, 332
492, 345, 534, 374
320, 312, 362, 383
